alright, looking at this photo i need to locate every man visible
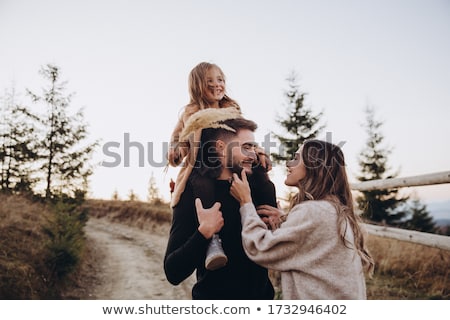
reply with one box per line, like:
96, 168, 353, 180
164, 108, 278, 299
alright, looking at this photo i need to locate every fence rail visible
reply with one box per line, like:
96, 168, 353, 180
351, 171, 450, 251
351, 170, 450, 191
364, 224, 450, 250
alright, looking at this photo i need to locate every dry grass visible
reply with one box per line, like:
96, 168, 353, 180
366, 235, 449, 299
0, 194, 53, 298
83, 199, 172, 233
1, 194, 88, 299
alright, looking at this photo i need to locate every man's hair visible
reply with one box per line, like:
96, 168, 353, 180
206, 118, 257, 142
194, 118, 257, 177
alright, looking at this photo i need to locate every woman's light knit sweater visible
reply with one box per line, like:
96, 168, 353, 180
240, 200, 367, 300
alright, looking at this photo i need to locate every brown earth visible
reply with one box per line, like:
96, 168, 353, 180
64, 217, 195, 299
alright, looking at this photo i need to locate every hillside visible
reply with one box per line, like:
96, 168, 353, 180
1, 196, 449, 299
0, 195, 54, 298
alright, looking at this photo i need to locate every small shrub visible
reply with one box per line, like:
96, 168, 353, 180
43, 201, 86, 282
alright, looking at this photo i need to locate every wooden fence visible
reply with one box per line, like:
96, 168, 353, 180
351, 170, 450, 251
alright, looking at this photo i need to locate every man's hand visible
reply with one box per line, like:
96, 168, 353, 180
195, 198, 224, 239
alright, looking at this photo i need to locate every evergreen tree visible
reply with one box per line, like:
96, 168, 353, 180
112, 189, 120, 200
271, 71, 324, 163
26, 64, 97, 199
356, 106, 408, 224
128, 189, 139, 201
147, 172, 161, 204
402, 199, 436, 233
0, 87, 39, 194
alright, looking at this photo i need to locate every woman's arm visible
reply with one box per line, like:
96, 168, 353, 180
240, 202, 322, 271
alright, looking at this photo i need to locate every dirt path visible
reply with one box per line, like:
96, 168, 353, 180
74, 217, 195, 299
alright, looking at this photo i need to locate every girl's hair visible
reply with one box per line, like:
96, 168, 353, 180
187, 62, 240, 111
290, 139, 375, 275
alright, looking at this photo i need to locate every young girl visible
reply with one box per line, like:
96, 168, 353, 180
168, 62, 240, 167
230, 139, 375, 299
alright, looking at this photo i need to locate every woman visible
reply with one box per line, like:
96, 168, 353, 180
230, 139, 374, 299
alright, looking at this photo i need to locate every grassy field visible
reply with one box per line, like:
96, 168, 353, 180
1, 196, 449, 299
83, 198, 172, 230
0, 194, 86, 298
366, 235, 448, 299
0, 195, 54, 298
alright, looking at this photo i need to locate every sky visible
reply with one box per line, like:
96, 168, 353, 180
1, 0, 450, 208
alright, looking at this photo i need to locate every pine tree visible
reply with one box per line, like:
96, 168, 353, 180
356, 106, 408, 224
26, 64, 97, 199
271, 71, 324, 163
128, 189, 139, 201
402, 199, 436, 233
147, 172, 161, 204
112, 189, 120, 200
0, 87, 39, 194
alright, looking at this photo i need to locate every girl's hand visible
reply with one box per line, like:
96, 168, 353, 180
256, 146, 272, 172
167, 142, 189, 166
167, 147, 180, 166
195, 198, 224, 239
230, 169, 252, 206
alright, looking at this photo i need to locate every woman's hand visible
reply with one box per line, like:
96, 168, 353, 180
256, 203, 284, 230
195, 198, 224, 239
230, 169, 252, 206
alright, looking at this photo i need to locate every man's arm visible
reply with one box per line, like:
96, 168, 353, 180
163, 183, 210, 285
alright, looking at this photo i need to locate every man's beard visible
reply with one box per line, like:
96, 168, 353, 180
227, 157, 254, 177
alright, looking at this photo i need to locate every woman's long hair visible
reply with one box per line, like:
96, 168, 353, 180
187, 62, 240, 111
290, 139, 374, 275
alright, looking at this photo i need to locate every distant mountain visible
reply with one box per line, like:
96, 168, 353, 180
424, 199, 450, 221
435, 219, 450, 227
